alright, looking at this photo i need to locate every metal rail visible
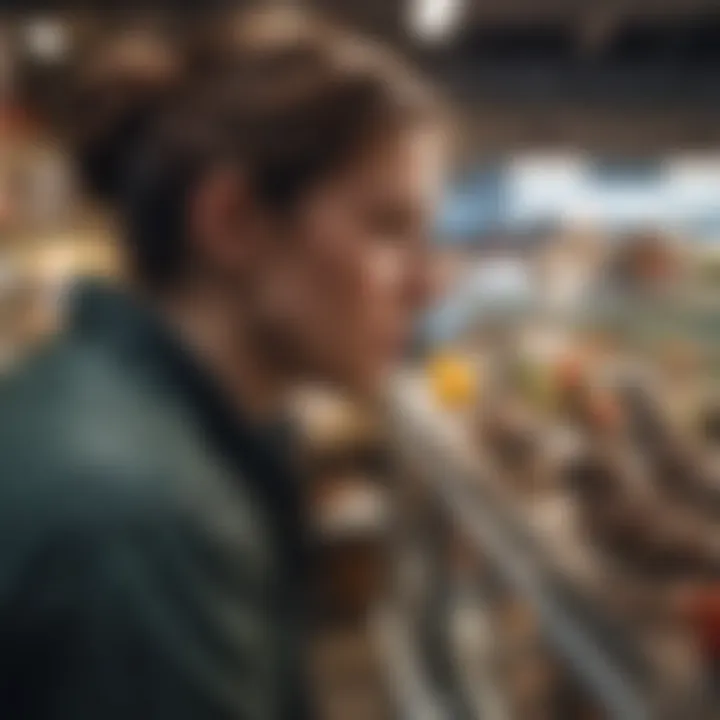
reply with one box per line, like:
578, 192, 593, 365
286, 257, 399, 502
384, 374, 668, 720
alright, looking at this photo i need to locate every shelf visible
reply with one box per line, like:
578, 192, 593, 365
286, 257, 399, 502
383, 372, 705, 720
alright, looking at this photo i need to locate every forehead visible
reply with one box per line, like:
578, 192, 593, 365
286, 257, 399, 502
334, 126, 447, 198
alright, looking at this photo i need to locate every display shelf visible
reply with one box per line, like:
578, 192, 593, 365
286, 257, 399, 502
382, 372, 711, 720
373, 605, 448, 720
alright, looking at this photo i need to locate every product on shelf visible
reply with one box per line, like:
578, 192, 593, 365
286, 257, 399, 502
427, 351, 479, 410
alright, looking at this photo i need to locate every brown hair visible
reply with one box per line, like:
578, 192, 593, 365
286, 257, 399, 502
73, 9, 440, 287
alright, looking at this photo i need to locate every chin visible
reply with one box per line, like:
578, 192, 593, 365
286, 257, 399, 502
312, 355, 396, 400
348, 362, 397, 401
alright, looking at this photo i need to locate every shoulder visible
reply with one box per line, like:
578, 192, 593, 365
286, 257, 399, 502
0, 336, 269, 580
0, 339, 179, 538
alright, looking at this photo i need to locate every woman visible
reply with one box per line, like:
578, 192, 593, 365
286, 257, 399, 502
0, 10, 444, 720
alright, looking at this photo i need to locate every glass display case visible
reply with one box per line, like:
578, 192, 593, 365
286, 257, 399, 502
381, 362, 718, 720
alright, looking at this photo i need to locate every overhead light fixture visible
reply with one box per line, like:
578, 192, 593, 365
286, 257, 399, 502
408, 0, 465, 43
24, 18, 70, 63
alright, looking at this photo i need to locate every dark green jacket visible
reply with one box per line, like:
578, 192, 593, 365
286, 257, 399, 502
0, 282, 310, 719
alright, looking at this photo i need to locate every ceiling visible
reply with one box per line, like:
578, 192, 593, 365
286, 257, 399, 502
7, 0, 720, 149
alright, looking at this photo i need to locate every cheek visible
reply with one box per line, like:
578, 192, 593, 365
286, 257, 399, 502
329, 245, 410, 378
307, 216, 405, 338
360, 247, 409, 331
256, 217, 370, 378
292, 238, 404, 383
296, 204, 370, 325
267, 194, 418, 387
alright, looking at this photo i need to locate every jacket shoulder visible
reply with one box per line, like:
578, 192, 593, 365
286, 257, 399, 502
0, 339, 176, 525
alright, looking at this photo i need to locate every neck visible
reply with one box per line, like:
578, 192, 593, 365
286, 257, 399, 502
155, 283, 288, 424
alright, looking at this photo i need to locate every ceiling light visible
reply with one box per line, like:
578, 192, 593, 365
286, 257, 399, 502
408, 0, 465, 43
24, 18, 69, 63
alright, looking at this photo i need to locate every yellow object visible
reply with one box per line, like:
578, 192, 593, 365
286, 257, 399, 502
427, 352, 478, 409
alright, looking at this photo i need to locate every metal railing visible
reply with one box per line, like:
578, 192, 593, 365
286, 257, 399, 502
380, 373, 711, 720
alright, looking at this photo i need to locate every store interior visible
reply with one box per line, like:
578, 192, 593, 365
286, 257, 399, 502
2, 1, 720, 718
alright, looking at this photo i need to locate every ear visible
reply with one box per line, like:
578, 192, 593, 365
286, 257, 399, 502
187, 164, 259, 274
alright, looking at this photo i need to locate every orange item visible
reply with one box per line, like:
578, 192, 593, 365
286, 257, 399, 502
428, 352, 478, 410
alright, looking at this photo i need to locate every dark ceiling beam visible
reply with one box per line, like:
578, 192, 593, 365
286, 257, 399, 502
460, 103, 720, 153
464, 0, 720, 22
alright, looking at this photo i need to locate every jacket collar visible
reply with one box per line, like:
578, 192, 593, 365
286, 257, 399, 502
68, 278, 289, 450
68, 279, 306, 567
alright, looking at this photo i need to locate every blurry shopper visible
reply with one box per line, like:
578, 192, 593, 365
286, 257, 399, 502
0, 10, 442, 720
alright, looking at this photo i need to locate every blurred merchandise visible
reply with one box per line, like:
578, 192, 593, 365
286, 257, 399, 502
427, 351, 480, 410
1, 2, 720, 718
383, 235, 719, 715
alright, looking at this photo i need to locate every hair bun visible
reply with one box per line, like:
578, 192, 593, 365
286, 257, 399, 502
73, 33, 182, 203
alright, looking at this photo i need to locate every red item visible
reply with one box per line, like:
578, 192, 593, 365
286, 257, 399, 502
683, 587, 720, 659
587, 391, 624, 433
556, 354, 585, 391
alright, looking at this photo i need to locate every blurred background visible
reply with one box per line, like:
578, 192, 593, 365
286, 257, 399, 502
1, 1, 720, 718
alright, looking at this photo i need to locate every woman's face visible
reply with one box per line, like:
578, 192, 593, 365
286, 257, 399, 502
250, 129, 444, 395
